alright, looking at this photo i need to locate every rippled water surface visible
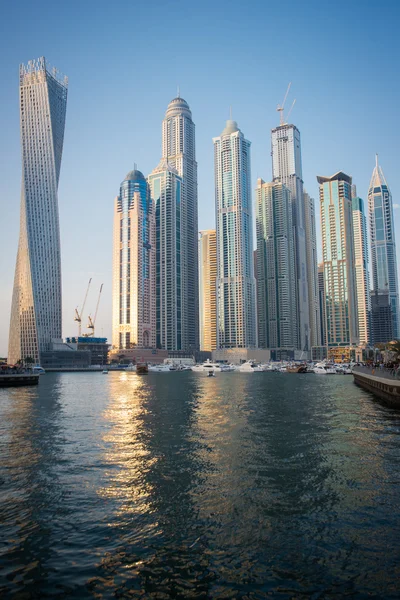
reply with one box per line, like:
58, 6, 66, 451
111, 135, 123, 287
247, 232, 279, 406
1, 372, 400, 599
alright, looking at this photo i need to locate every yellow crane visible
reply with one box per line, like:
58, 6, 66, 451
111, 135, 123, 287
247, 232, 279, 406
74, 278, 92, 337
85, 284, 103, 338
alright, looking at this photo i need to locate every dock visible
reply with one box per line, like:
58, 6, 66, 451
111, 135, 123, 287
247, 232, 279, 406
0, 373, 40, 387
352, 366, 400, 408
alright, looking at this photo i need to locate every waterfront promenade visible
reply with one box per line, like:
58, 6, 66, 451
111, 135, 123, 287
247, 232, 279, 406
353, 365, 400, 407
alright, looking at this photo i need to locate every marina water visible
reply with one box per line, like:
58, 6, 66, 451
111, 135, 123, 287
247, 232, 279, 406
1, 372, 400, 598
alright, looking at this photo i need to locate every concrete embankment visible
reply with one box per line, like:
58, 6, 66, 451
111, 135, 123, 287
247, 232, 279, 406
353, 367, 400, 408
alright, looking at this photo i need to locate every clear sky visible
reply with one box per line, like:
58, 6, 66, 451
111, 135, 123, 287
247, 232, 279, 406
1, 0, 399, 355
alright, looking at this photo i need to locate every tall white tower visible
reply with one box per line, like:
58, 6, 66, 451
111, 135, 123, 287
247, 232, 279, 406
8, 57, 68, 365
162, 97, 198, 351
213, 120, 256, 349
352, 188, 371, 346
271, 123, 310, 352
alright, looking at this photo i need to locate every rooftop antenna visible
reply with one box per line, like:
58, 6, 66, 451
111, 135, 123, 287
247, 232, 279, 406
177, 85, 180, 98
134, 162, 137, 170
375, 153, 379, 168
277, 82, 291, 126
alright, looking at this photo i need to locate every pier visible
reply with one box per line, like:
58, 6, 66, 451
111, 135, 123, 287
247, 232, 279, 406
0, 373, 39, 387
352, 366, 400, 408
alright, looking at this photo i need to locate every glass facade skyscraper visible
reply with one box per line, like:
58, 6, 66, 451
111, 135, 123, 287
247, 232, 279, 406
368, 156, 399, 338
148, 159, 183, 351
304, 190, 321, 348
271, 123, 310, 351
318, 172, 358, 348
214, 120, 256, 349
199, 230, 217, 352
112, 169, 156, 350
162, 97, 198, 351
8, 57, 68, 365
351, 190, 371, 346
256, 180, 297, 350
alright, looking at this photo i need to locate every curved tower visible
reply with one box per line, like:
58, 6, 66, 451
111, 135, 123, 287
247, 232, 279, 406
368, 156, 399, 338
162, 97, 198, 351
112, 169, 156, 350
8, 57, 68, 365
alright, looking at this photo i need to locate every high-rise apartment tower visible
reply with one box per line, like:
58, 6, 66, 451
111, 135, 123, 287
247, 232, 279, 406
162, 97, 198, 350
256, 180, 297, 350
368, 156, 399, 338
317, 172, 358, 347
112, 169, 156, 350
199, 230, 217, 352
271, 122, 310, 351
148, 159, 183, 351
214, 120, 256, 348
8, 57, 68, 365
351, 187, 371, 345
304, 190, 321, 347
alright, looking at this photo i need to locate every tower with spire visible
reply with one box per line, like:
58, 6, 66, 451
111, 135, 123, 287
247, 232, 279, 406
368, 156, 399, 338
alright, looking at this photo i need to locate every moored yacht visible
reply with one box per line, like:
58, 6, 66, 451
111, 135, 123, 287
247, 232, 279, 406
236, 361, 263, 373
191, 360, 233, 373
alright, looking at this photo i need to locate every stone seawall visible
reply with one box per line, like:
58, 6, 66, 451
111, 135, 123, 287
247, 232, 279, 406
353, 368, 400, 408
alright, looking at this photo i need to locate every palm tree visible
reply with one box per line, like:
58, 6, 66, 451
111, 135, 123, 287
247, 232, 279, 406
24, 356, 34, 367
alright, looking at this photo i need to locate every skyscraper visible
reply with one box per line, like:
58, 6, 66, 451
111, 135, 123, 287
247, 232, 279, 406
148, 159, 183, 351
256, 180, 297, 350
351, 188, 371, 345
271, 122, 309, 351
199, 230, 217, 352
318, 262, 326, 346
317, 172, 358, 348
368, 156, 399, 338
304, 190, 321, 347
162, 96, 198, 350
112, 168, 156, 351
8, 57, 68, 365
214, 120, 256, 349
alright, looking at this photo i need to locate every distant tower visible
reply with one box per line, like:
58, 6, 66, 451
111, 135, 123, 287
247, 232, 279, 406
304, 190, 321, 347
148, 159, 183, 351
162, 97, 198, 350
8, 57, 68, 365
351, 186, 371, 345
214, 120, 256, 348
317, 172, 358, 347
271, 121, 310, 351
199, 230, 217, 352
318, 262, 326, 346
368, 156, 399, 338
256, 180, 297, 350
112, 169, 156, 350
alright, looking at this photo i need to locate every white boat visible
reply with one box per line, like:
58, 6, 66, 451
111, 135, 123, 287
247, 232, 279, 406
102, 369, 108, 374
32, 366, 46, 374
236, 361, 263, 373
125, 363, 136, 372
148, 364, 172, 372
191, 360, 232, 373
313, 363, 336, 374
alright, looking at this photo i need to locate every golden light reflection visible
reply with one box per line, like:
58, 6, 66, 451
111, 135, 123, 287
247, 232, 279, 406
98, 372, 158, 523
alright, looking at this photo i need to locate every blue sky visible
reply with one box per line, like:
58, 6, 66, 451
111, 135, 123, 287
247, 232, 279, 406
0, 0, 399, 355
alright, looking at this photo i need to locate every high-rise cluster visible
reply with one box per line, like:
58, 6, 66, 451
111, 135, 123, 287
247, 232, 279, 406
8, 58, 398, 363
112, 97, 199, 352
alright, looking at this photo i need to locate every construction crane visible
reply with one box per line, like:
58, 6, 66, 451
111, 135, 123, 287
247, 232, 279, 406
74, 278, 92, 337
86, 284, 103, 338
277, 82, 296, 126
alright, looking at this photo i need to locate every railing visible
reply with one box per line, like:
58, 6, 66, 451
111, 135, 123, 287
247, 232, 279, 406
353, 365, 400, 382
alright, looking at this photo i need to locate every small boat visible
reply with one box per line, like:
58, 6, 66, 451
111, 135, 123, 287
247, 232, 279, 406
125, 363, 136, 372
207, 370, 215, 377
32, 366, 46, 374
286, 364, 308, 373
148, 364, 171, 372
236, 361, 263, 373
136, 363, 148, 375
102, 369, 108, 374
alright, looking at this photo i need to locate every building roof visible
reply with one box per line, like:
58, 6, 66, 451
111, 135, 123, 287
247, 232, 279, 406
369, 154, 388, 191
221, 119, 240, 135
316, 171, 352, 185
125, 169, 145, 181
165, 97, 192, 118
